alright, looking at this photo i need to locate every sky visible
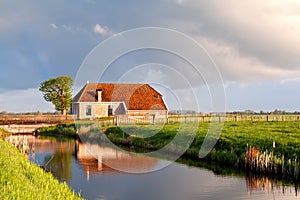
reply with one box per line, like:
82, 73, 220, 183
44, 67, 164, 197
0, 0, 300, 113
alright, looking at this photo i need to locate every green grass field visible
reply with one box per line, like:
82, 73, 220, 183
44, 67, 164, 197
0, 139, 83, 200
105, 121, 299, 151
102, 121, 300, 179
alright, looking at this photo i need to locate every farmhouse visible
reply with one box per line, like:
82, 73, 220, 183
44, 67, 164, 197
72, 83, 168, 119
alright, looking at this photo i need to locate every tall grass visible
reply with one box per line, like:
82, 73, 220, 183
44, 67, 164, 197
0, 128, 10, 139
0, 139, 83, 200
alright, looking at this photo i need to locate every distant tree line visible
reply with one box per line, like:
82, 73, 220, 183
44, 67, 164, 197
227, 109, 300, 115
0, 111, 60, 116
168, 110, 200, 115
169, 109, 300, 115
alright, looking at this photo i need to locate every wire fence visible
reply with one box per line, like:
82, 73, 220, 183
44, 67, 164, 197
97, 114, 300, 126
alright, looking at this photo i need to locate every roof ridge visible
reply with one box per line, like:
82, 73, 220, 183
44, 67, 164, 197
105, 83, 145, 85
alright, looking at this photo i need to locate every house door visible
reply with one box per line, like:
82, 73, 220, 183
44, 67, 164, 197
108, 105, 113, 116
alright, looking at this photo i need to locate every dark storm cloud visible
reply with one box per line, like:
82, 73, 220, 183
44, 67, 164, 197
1, 0, 300, 112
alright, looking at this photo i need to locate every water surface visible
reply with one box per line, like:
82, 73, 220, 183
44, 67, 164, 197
7, 135, 299, 200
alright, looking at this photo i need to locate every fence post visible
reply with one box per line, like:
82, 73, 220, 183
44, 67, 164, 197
294, 157, 298, 179
115, 116, 118, 126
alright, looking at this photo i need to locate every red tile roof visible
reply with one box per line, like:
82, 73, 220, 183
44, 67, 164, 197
73, 83, 167, 110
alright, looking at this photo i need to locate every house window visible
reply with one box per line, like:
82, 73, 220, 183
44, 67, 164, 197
86, 105, 92, 116
108, 105, 113, 116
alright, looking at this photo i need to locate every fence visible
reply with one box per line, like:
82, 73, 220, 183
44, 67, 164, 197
168, 115, 218, 123
168, 114, 300, 123
97, 114, 300, 126
98, 115, 167, 127
225, 114, 300, 122
0, 115, 75, 125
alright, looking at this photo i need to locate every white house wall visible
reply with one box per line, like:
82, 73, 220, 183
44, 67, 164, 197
127, 110, 168, 118
76, 102, 126, 119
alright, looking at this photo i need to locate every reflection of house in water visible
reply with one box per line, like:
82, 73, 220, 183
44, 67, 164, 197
6, 135, 159, 181
75, 142, 159, 179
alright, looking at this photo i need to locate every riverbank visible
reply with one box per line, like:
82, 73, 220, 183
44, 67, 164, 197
0, 139, 83, 199
0, 128, 6, 133
102, 121, 300, 181
37, 121, 300, 181
35, 123, 77, 138
0, 128, 9, 138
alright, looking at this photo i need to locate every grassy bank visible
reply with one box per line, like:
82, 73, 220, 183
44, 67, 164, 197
0, 139, 82, 200
0, 128, 6, 134
0, 128, 10, 139
35, 123, 77, 138
100, 121, 300, 180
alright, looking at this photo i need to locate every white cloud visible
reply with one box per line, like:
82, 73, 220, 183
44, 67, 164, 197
0, 88, 54, 112
195, 35, 300, 83
62, 24, 73, 31
157, 0, 300, 84
59, 24, 88, 34
280, 77, 300, 85
194, 1, 300, 69
49, 23, 57, 29
93, 23, 107, 35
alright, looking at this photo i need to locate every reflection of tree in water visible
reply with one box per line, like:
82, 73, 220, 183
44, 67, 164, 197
44, 151, 72, 182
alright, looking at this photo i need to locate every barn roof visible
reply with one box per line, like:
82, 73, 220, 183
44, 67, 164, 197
73, 83, 168, 110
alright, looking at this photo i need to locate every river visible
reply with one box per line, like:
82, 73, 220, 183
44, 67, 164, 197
7, 135, 299, 200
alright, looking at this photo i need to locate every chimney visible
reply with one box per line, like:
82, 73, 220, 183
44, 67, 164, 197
97, 89, 102, 102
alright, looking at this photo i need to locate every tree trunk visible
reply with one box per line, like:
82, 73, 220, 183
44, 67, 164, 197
62, 109, 67, 116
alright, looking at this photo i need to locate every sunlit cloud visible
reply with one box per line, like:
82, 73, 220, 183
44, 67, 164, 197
93, 23, 108, 35
193, 31, 300, 83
